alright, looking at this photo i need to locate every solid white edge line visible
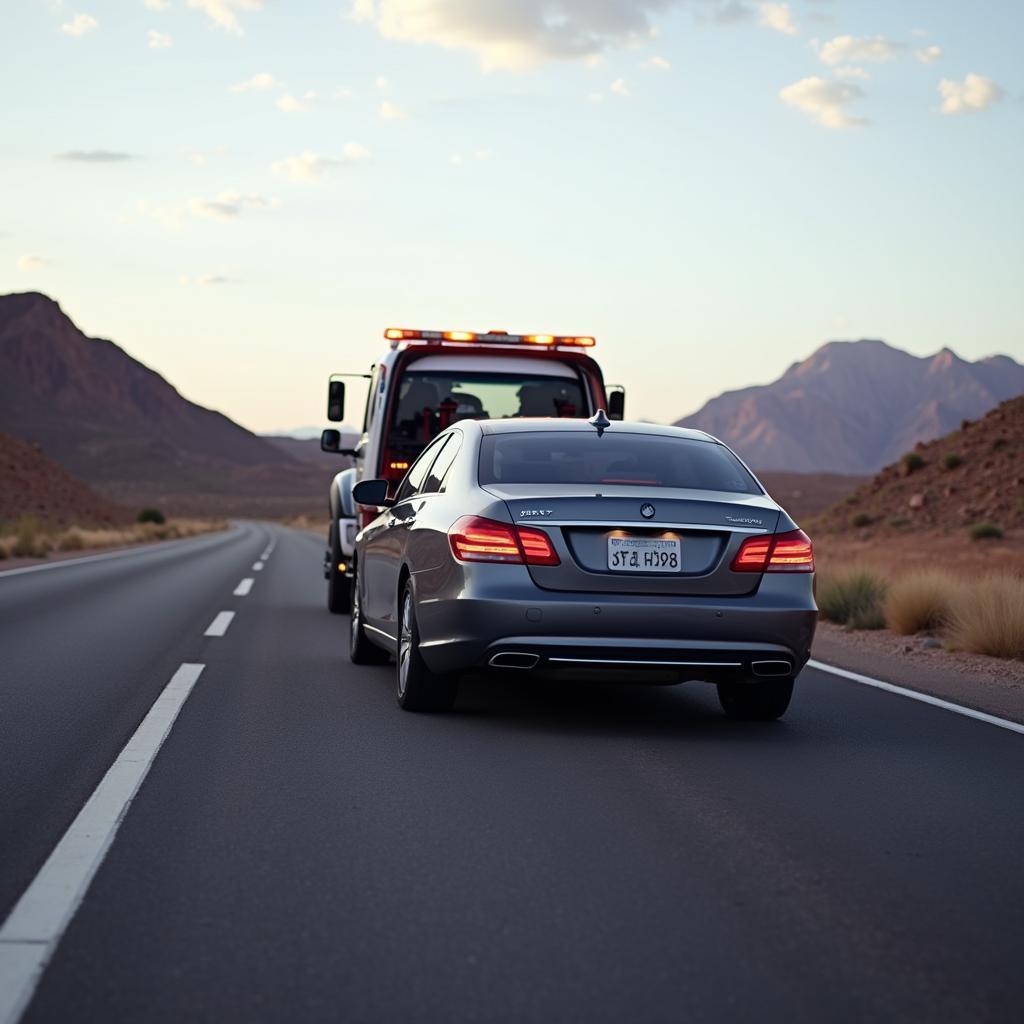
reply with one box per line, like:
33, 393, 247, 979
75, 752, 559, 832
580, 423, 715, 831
233, 578, 254, 597
252, 562, 264, 572
204, 611, 235, 637
808, 659, 1024, 737
0, 663, 205, 1024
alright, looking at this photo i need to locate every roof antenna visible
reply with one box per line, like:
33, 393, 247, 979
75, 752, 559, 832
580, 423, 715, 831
588, 409, 611, 437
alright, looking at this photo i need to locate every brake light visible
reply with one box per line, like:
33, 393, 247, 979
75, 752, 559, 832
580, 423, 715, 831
448, 516, 560, 566
731, 530, 814, 573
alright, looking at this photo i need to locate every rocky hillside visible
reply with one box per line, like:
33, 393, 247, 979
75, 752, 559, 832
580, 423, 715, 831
677, 340, 1024, 473
0, 293, 328, 515
0, 432, 130, 527
813, 396, 1024, 537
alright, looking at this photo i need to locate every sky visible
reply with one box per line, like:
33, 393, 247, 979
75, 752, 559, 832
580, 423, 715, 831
2, 0, 1022, 433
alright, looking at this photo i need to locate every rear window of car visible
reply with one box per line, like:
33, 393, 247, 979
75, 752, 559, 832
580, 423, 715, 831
478, 432, 762, 494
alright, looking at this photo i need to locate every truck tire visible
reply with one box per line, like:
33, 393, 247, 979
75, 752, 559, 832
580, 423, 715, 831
326, 521, 351, 614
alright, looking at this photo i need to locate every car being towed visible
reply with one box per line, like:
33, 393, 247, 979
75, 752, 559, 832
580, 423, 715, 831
349, 415, 818, 720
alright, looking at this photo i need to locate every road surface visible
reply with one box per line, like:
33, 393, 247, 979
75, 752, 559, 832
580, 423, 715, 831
1, 523, 1022, 1023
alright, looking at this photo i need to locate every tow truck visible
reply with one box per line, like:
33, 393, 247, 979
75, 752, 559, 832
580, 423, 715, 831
319, 327, 624, 613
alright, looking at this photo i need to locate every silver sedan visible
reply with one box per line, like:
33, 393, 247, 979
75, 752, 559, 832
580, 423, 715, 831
350, 416, 817, 719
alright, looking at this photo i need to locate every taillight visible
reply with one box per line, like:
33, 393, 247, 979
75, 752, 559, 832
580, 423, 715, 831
731, 529, 814, 573
448, 516, 560, 566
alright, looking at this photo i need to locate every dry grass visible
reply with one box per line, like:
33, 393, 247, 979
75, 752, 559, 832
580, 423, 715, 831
0, 517, 226, 560
883, 570, 956, 635
817, 566, 889, 630
947, 575, 1024, 661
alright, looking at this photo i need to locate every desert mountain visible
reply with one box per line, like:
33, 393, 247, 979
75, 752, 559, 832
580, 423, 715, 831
676, 340, 1024, 473
0, 292, 328, 515
814, 395, 1024, 537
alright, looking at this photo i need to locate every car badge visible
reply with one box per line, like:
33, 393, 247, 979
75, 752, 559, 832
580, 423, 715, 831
640, 503, 656, 519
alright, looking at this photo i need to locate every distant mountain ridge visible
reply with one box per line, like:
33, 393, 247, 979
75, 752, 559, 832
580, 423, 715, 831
676, 339, 1024, 473
0, 292, 326, 515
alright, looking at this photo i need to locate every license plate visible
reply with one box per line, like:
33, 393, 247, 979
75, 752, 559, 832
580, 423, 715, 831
607, 536, 681, 573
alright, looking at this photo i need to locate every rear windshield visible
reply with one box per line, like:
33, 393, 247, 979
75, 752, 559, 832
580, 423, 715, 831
479, 432, 762, 494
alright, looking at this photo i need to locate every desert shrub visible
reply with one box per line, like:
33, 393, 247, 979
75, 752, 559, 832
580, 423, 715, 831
947, 576, 1024, 660
883, 570, 955, 635
58, 527, 86, 551
970, 522, 1003, 541
11, 517, 52, 559
992, 437, 1008, 451
901, 452, 925, 474
818, 568, 888, 630
942, 452, 963, 470
851, 512, 872, 528
888, 516, 911, 528
844, 494, 859, 506
137, 507, 166, 525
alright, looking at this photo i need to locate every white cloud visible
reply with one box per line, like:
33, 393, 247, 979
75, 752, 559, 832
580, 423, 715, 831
817, 34, 903, 66
61, 13, 98, 36
56, 149, 136, 162
230, 72, 277, 92
780, 76, 866, 128
915, 45, 942, 64
180, 273, 236, 286
148, 29, 173, 47
938, 73, 1003, 115
375, 75, 389, 89
137, 191, 277, 229
449, 149, 491, 165
272, 145, 370, 183
380, 100, 408, 119
833, 66, 868, 80
182, 145, 227, 165
350, 0, 681, 70
335, 86, 355, 99
610, 77, 630, 97
186, 0, 263, 33
145, 0, 171, 10
645, 54, 671, 70
276, 91, 317, 113
17, 255, 50, 271
759, 3, 795, 35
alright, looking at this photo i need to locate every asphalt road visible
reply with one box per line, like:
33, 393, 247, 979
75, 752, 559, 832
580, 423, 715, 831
1, 522, 1022, 1023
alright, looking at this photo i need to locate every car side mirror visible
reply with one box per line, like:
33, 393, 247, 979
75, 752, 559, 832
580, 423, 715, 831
607, 388, 625, 421
352, 478, 393, 507
321, 429, 357, 456
327, 380, 345, 422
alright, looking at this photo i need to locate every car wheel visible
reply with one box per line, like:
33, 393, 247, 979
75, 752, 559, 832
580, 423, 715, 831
396, 581, 458, 712
349, 562, 389, 665
717, 677, 794, 721
327, 521, 351, 615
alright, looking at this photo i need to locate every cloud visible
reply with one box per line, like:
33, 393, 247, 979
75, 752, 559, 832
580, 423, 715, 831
230, 72, 277, 92
449, 149, 491, 165
145, 0, 171, 9
938, 73, 1003, 115
645, 54, 671, 70
61, 13, 98, 36
137, 191, 278, 229
817, 34, 904, 66
182, 145, 227, 165
780, 76, 866, 128
180, 273, 237, 286
350, 0, 681, 70
186, 0, 263, 33
17, 255, 50, 271
56, 149, 136, 162
915, 45, 942, 64
375, 75, 389, 89
148, 29, 173, 47
380, 99, 408, 119
758, 3, 795, 35
271, 144, 370, 183
276, 91, 317, 113
832, 66, 868, 80
610, 77, 630, 97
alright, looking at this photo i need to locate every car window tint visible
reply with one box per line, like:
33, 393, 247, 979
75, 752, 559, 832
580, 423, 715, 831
394, 435, 446, 503
479, 433, 761, 494
426, 433, 461, 493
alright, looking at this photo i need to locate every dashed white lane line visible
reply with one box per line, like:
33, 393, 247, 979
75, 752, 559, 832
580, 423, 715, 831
808, 660, 1024, 737
204, 611, 235, 637
0, 663, 205, 1024
233, 578, 254, 597
252, 562, 264, 572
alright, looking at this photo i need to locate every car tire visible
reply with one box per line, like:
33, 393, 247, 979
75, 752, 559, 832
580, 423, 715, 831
717, 677, 794, 721
327, 522, 351, 615
396, 581, 458, 712
349, 562, 389, 665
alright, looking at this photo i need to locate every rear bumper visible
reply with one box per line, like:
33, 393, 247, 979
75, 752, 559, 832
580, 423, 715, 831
415, 570, 817, 681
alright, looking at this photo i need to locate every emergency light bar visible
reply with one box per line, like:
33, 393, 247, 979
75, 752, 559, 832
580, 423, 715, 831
384, 328, 595, 349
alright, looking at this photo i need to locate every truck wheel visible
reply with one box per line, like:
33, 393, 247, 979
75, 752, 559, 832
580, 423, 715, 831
717, 678, 794, 721
350, 562, 389, 665
326, 521, 351, 614
396, 582, 458, 712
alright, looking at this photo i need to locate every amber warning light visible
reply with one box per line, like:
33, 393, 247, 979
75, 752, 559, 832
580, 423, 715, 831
385, 328, 595, 348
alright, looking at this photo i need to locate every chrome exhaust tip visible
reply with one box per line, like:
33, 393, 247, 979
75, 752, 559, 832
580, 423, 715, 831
751, 660, 793, 678
488, 652, 540, 670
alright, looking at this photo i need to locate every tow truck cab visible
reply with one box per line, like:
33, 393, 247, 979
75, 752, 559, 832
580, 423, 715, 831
321, 328, 623, 613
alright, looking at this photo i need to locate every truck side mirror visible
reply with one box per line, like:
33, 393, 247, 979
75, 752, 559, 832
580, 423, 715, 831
327, 380, 346, 422
321, 428, 341, 452
607, 388, 625, 421
352, 479, 393, 507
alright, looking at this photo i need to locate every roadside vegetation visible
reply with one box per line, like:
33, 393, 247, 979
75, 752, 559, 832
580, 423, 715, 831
0, 516, 226, 561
